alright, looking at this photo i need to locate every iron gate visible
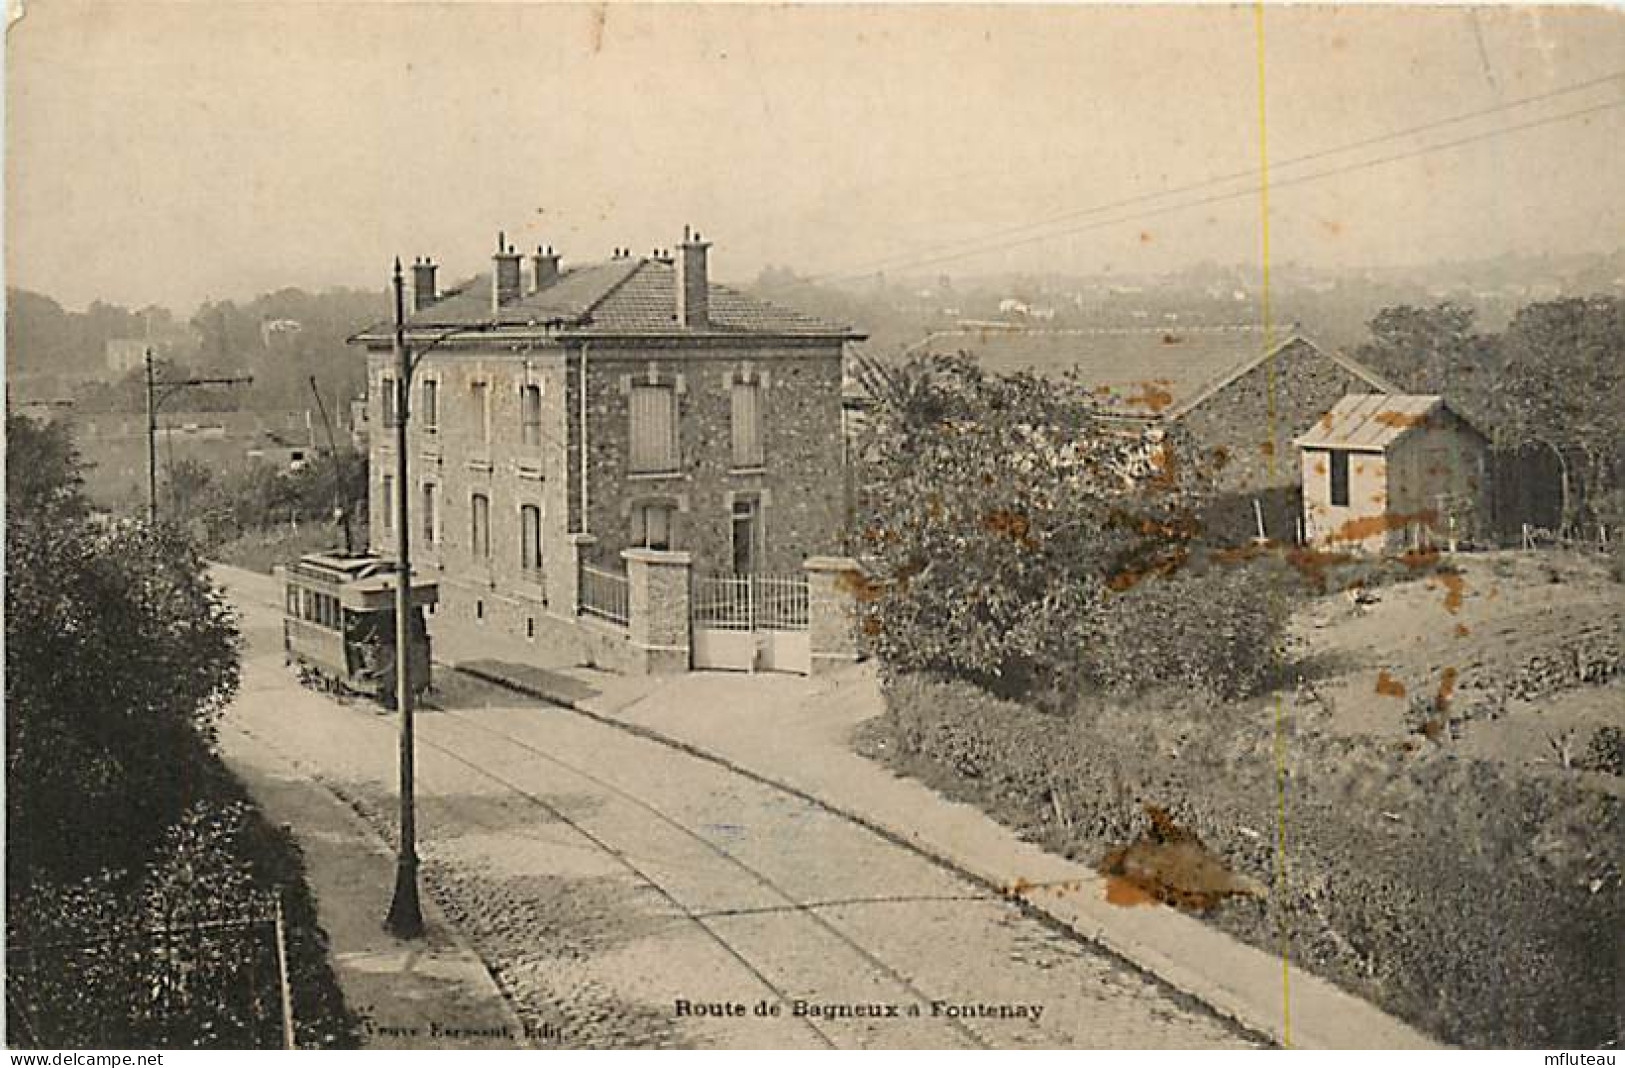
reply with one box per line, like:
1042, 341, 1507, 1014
691, 573, 810, 674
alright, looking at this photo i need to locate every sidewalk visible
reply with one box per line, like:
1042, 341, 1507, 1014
440, 639, 1440, 1051
219, 719, 529, 1050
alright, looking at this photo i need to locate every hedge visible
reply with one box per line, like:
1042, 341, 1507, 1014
875, 674, 1621, 1048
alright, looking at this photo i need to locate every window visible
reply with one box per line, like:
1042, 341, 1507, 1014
285, 586, 299, 617
421, 482, 438, 544
731, 381, 763, 468
421, 379, 439, 432
520, 503, 543, 574
471, 381, 491, 447
380, 474, 394, 531
632, 502, 676, 551
521, 384, 543, 447
731, 497, 760, 574
380, 375, 397, 428
471, 493, 491, 560
1329, 450, 1351, 507
629, 385, 678, 473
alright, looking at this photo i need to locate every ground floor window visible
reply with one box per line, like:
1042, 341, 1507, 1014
731, 497, 761, 573
632, 502, 676, 551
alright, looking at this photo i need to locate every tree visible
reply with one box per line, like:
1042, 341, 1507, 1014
1497, 297, 1625, 531
855, 353, 1213, 695
1352, 302, 1502, 429
5, 415, 242, 885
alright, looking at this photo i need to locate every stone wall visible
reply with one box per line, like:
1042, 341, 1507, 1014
571, 343, 847, 577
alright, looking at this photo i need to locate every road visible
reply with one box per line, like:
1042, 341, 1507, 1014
220, 575, 1259, 1049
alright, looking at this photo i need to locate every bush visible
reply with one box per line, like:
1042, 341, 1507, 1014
874, 674, 1621, 1048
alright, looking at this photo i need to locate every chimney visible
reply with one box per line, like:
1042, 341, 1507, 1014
530, 245, 560, 292
410, 257, 438, 311
675, 225, 710, 329
492, 231, 522, 311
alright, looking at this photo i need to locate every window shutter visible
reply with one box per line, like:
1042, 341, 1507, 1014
630, 386, 676, 472
731, 382, 762, 468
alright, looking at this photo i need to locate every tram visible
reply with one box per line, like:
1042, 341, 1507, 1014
273, 552, 438, 705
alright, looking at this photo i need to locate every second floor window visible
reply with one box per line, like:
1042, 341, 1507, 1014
471, 381, 491, 447
471, 493, 490, 560
731, 381, 763, 468
380, 375, 397, 428
629, 385, 677, 474
521, 384, 543, 447
520, 503, 543, 573
421, 379, 439, 432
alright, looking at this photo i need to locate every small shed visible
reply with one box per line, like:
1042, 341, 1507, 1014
1295, 394, 1491, 553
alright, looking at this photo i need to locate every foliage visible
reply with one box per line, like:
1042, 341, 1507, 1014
1481, 297, 1624, 528
8, 793, 360, 1049
1351, 302, 1503, 430
6, 416, 242, 884
856, 352, 1220, 695
874, 674, 1620, 1048
172, 447, 369, 555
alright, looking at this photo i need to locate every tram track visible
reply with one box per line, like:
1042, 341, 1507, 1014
421, 698, 996, 1050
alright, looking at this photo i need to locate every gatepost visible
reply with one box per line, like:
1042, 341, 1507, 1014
622, 548, 692, 674
804, 555, 864, 676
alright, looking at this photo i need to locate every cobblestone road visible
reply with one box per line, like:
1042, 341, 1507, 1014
224, 584, 1260, 1050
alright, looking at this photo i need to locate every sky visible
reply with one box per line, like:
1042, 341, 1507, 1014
6, 2, 1625, 312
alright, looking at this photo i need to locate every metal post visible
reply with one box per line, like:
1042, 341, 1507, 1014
145, 347, 158, 524
385, 258, 425, 939
273, 896, 297, 1050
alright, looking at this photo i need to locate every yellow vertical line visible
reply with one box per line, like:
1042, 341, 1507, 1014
1253, 1, 1292, 1048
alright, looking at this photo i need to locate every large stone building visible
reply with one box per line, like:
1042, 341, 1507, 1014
350, 231, 864, 673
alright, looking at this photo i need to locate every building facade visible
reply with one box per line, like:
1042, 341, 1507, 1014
350, 231, 863, 672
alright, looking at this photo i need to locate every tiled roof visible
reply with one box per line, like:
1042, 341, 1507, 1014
358, 258, 856, 339
1294, 394, 1475, 451
908, 323, 1390, 419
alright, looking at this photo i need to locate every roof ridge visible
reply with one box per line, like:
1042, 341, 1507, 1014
948, 321, 1270, 337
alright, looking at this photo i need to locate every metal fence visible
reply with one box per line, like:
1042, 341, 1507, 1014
692, 573, 809, 631
578, 562, 630, 627
5, 898, 296, 1050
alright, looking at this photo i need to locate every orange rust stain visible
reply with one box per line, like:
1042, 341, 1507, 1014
1139, 230, 1154, 244
1319, 411, 1335, 431
982, 508, 1037, 548
1099, 806, 1262, 912
1323, 509, 1437, 545
1370, 492, 1388, 505
1320, 218, 1344, 238
1105, 876, 1158, 907
1127, 380, 1175, 413
1259, 440, 1276, 458
860, 617, 883, 637
1210, 445, 1231, 470
1438, 571, 1465, 614
1313, 459, 1327, 475
1375, 671, 1407, 698
1436, 666, 1459, 712
1285, 544, 1353, 591
1454, 623, 1471, 637
836, 569, 884, 603
1374, 410, 1429, 429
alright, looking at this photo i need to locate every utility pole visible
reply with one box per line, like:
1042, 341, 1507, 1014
144, 346, 252, 523
384, 258, 425, 939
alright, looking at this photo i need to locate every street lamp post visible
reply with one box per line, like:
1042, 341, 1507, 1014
384, 258, 425, 938
378, 261, 494, 939
144, 347, 253, 523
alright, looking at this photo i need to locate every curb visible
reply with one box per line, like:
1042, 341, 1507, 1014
224, 718, 535, 1050
453, 661, 1422, 1050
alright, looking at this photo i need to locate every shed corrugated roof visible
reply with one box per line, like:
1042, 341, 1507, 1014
1293, 393, 1446, 451
909, 324, 1386, 419
360, 258, 856, 339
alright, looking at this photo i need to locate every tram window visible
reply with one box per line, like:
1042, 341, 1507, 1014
286, 586, 299, 615
301, 590, 314, 621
